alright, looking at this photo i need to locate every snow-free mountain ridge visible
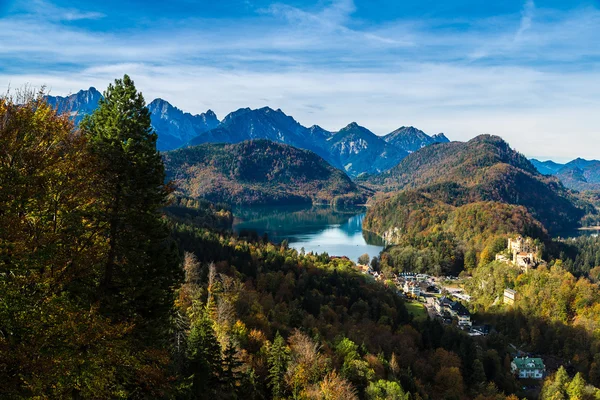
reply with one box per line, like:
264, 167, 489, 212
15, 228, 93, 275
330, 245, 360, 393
531, 158, 600, 191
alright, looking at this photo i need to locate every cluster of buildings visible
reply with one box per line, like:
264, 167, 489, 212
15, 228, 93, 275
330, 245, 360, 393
357, 264, 387, 282
403, 280, 421, 298
435, 296, 472, 328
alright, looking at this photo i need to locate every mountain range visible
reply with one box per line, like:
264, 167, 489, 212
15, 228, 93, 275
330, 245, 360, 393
45, 87, 449, 177
531, 158, 600, 191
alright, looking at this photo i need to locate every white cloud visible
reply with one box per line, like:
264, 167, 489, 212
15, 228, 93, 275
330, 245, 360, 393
3, 61, 600, 161
1, 0, 600, 161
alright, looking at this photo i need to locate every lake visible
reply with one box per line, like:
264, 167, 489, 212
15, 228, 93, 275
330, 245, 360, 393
232, 205, 385, 262
554, 227, 600, 239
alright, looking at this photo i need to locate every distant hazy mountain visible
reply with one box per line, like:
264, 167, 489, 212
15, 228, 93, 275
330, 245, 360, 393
189, 107, 308, 148
531, 158, 600, 191
326, 122, 408, 176
46, 88, 219, 151
530, 159, 565, 176
45, 87, 103, 125
147, 99, 219, 151
383, 126, 449, 153
188, 108, 436, 176
431, 133, 450, 143
48, 88, 449, 176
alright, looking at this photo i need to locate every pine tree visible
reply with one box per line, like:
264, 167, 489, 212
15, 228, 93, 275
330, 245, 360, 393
187, 313, 223, 399
566, 373, 585, 400
268, 332, 290, 400
222, 341, 243, 398
471, 359, 487, 386
541, 366, 570, 400
81, 75, 181, 341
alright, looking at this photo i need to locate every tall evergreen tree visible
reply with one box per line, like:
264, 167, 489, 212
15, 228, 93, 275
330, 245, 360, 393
566, 373, 585, 400
221, 341, 243, 398
187, 313, 223, 399
268, 332, 290, 400
81, 75, 181, 341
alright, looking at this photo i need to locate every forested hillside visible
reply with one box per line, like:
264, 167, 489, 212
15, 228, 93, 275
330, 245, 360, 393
365, 135, 587, 233
163, 140, 366, 206
362, 135, 593, 277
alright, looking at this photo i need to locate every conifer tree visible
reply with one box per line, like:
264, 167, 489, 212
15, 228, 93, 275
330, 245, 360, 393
566, 373, 585, 400
268, 332, 290, 399
187, 313, 223, 399
470, 359, 487, 387
81, 75, 181, 341
222, 341, 243, 397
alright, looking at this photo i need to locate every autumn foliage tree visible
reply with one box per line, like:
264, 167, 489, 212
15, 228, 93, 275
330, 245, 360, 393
0, 90, 137, 397
0, 79, 181, 398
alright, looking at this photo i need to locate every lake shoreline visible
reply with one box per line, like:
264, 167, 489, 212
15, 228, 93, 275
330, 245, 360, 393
232, 204, 384, 262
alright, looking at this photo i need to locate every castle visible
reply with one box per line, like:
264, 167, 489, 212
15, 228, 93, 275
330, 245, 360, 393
507, 236, 539, 272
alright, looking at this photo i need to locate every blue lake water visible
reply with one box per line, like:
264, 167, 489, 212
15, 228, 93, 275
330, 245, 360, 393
232, 205, 385, 262
554, 228, 600, 239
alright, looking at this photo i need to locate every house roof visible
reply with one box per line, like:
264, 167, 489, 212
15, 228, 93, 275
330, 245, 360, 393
450, 301, 470, 316
504, 289, 517, 295
512, 357, 545, 370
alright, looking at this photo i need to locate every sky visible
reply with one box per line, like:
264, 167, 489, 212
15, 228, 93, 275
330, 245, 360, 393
1, 0, 599, 161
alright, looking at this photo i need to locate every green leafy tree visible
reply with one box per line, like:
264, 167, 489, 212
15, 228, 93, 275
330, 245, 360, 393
222, 341, 243, 398
471, 359, 487, 386
365, 380, 409, 400
541, 367, 570, 400
0, 88, 172, 397
358, 253, 371, 266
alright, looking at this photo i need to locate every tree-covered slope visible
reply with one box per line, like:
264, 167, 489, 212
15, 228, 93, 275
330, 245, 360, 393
163, 139, 365, 206
365, 135, 588, 233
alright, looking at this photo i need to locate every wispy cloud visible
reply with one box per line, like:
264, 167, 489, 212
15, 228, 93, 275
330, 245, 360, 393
515, 0, 535, 41
14, 0, 105, 21
1, 0, 600, 160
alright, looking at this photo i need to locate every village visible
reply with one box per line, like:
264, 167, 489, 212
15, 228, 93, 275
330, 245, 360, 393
355, 235, 548, 383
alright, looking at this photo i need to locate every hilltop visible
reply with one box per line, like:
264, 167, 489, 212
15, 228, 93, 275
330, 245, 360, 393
364, 135, 587, 233
163, 139, 366, 206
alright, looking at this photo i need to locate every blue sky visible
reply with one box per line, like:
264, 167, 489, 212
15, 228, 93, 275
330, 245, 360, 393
1, 0, 600, 161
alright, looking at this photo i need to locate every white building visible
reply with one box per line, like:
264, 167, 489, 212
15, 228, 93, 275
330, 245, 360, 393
511, 357, 545, 379
403, 281, 421, 298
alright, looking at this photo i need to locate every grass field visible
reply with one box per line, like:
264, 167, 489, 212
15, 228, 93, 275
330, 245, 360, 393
405, 301, 428, 320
